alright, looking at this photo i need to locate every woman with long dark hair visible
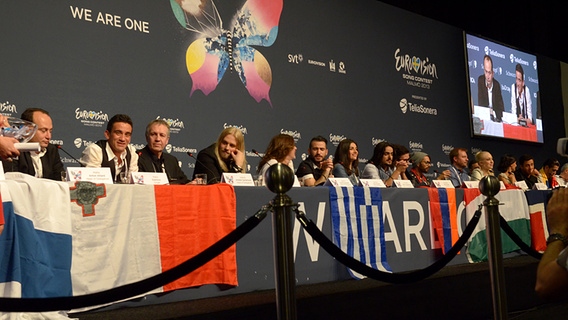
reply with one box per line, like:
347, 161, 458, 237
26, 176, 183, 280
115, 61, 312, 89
332, 138, 359, 186
257, 133, 297, 186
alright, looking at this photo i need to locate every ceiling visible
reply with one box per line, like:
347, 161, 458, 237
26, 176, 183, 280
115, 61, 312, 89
378, 1, 568, 64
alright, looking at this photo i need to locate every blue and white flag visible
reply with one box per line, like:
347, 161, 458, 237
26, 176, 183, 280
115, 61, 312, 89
329, 187, 391, 279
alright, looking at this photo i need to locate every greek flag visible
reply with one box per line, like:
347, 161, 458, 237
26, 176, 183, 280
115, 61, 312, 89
329, 187, 391, 279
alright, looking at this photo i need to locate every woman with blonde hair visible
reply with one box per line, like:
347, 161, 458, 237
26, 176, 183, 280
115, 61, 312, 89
470, 151, 495, 181
193, 127, 247, 184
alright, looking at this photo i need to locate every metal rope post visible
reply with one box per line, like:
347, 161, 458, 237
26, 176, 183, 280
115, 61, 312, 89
479, 175, 508, 319
264, 163, 297, 320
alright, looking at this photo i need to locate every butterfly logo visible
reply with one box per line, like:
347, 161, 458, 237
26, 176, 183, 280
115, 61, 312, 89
170, 0, 283, 106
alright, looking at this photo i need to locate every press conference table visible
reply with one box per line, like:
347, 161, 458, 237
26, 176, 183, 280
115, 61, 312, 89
0, 177, 551, 311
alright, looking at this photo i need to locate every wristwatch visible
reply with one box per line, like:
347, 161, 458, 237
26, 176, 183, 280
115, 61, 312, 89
547, 233, 568, 247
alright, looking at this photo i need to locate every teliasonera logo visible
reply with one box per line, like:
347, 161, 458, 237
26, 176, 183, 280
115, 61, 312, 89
0, 101, 18, 113
75, 108, 109, 127
399, 98, 437, 116
156, 116, 185, 134
165, 144, 172, 153
281, 128, 301, 142
329, 133, 346, 147
223, 123, 248, 135
171, 145, 196, 154
74, 137, 95, 148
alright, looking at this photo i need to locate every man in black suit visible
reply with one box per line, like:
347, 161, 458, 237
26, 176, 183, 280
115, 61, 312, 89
477, 55, 505, 122
138, 119, 189, 184
2, 108, 64, 180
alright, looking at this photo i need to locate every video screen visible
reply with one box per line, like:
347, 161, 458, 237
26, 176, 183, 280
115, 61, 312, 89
465, 33, 543, 143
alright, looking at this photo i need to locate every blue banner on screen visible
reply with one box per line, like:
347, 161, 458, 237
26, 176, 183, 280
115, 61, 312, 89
465, 33, 543, 143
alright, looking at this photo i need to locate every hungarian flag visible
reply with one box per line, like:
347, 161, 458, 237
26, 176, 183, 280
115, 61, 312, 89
464, 189, 531, 262
0, 173, 237, 314
524, 190, 549, 252
329, 186, 391, 279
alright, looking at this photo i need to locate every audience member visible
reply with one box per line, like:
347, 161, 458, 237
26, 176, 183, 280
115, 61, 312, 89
514, 154, 542, 189
535, 188, 568, 299
539, 158, 560, 189
556, 163, 568, 187
407, 151, 450, 187
478, 55, 505, 122
295, 135, 334, 186
257, 134, 296, 186
470, 151, 494, 181
332, 138, 359, 186
496, 154, 517, 186
511, 63, 533, 125
137, 119, 189, 184
192, 127, 247, 184
448, 147, 470, 187
2, 108, 63, 180
79, 114, 138, 183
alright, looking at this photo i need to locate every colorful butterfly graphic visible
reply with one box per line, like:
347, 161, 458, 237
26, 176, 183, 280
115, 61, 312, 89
170, 0, 283, 106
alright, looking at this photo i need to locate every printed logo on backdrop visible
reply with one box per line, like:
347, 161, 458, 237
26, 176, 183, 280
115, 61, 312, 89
281, 129, 301, 142
156, 116, 185, 134
441, 144, 453, 155
75, 108, 109, 128
408, 141, 423, 152
394, 48, 438, 90
436, 161, 451, 169
399, 98, 438, 116
169, 0, 284, 106
329, 133, 346, 147
74, 138, 95, 148
223, 123, 248, 134
167, 144, 196, 155
371, 137, 386, 146
0, 101, 18, 114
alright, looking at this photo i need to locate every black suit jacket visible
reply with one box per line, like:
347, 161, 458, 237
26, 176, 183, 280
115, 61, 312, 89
477, 75, 504, 121
137, 145, 189, 184
1, 143, 64, 181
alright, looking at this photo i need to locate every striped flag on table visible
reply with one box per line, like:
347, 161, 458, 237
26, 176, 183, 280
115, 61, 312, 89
428, 188, 458, 254
329, 186, 391, 279
0, 173, 237, 315
524, 190, 549, 252
463, 189, 531, 263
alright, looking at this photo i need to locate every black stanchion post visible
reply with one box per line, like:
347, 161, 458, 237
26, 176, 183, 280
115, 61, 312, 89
479, 175, 508, 320
264, 163, 297, 320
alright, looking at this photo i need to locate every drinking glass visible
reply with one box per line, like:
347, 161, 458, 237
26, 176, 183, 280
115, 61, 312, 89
0, 117, 37, 142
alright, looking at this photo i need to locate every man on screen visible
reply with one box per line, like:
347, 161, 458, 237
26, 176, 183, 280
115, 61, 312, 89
477, 55, 504, 122
511, 63, 533, 125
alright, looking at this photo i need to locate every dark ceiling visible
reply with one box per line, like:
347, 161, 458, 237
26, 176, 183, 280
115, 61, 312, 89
378, 1, 567, 64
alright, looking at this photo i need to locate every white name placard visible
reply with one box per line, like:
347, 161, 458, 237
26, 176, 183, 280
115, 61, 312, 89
221, 173, 255, 186
392, 179, 414, 188
432, 179, 456, 189
514, 181, 529, 190
463, 180, 479, 189
292, 175, 301, 187
360, 179, 386, 188
131, 172, 169, 185
67, 167, 113, 184
324, 178, 353, 187
533, 182, 548, 190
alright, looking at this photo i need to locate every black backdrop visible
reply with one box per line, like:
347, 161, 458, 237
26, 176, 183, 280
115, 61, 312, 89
0, 0, 565, 177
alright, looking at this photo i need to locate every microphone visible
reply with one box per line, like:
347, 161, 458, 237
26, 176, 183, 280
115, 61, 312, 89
57, 145, 84, 167
187, 152, 218, 184
251, 149, 262, 157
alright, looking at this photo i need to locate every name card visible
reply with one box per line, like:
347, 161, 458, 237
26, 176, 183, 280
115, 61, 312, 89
68, 167, 113, 184
292, 175, 301, 187
324, 178, 353, 187
432, 179, 456, 189
360, 179, 386, 188
392, 179, 414, 188
500, 181, 506, 190
533, 182, 548, 190
0, 163, 5, 181
221, 173, 255, 186
463, 180, 479, 189
131, 172, 169, 185
514, 181, 529, 190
